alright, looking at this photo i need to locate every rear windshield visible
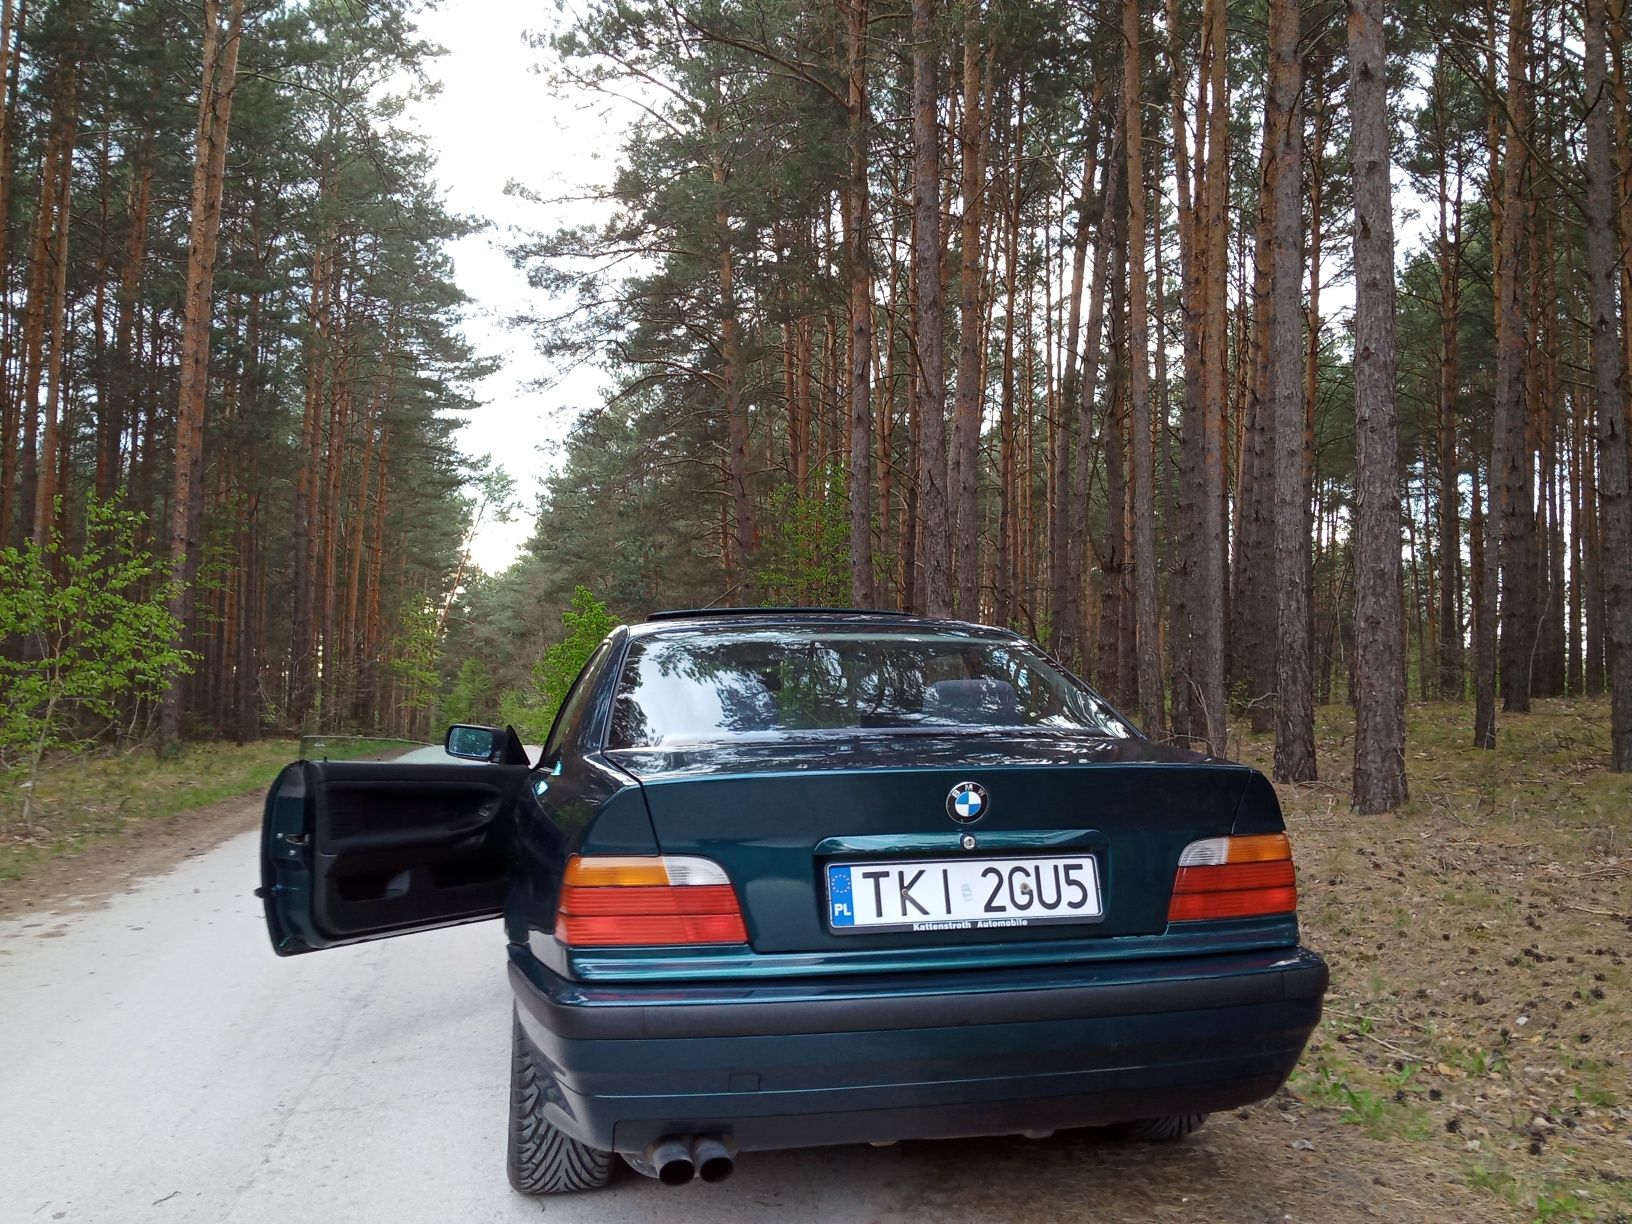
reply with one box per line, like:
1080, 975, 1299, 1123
606, 627, 1134, 748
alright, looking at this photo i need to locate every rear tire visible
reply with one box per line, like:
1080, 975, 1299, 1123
507, 1008, 613, 1194
1114, 1113, 1209, 1142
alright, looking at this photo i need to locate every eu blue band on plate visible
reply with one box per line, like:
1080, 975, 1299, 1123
828, 864, 854, 926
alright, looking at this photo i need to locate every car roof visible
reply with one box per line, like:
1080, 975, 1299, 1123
630, 608, 1020, 640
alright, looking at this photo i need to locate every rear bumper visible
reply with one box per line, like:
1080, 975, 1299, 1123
509, 944, 1328, 1156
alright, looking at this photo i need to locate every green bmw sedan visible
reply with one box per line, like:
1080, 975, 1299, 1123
258, 609, 1328, 1194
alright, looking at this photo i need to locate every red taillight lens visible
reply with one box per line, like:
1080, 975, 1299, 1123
1167, 834, 1298, 922
557, 856, 747, 946
558, 884, 741, 916
558, 913, 748, 945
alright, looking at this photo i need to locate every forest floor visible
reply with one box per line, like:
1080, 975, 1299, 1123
0, 734, 408, 896
1224, 696, 1632, 1223
0, 702, 1627, 1220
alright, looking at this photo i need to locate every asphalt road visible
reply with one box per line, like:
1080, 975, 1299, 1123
0, 765, 1371, 1224
0, 824, 978, 1224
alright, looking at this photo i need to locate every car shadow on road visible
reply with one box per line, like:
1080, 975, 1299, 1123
579, 1103, 1505, 1224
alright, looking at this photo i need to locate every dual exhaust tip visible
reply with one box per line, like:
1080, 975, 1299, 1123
645, 1135, 735, 1186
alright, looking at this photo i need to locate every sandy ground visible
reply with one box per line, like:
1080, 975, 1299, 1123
0, 782, 1530, 1224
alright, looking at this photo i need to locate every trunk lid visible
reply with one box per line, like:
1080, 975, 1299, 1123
606, 732, 1254, 954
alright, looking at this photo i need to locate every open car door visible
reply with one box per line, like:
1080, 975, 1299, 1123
259, 759, 528, 956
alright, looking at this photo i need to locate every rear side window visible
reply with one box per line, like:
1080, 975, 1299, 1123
606, 628, 1132, 748
544, 639, 614, 760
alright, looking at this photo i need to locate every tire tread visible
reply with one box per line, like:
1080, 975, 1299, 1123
507, 1009, 612, 1194
1115, 1113, 1209, 1143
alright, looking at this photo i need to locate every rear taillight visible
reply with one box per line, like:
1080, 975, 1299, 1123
557, 855, 747, 946
1167, 833, 1298, 922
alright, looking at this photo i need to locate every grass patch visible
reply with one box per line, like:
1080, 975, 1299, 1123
1468, 1160, 1618, 1224
1, 736, 412, 883
1293, 1059, 1434, 1141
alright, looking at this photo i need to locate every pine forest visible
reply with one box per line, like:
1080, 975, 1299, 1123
2, 0, 1632, 816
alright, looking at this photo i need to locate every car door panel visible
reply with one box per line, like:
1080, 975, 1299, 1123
261, 759, 530, 956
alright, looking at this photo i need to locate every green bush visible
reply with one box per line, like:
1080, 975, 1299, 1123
441, 657, 496, 727
0, 498, 191, 830
500, 586, 619, 742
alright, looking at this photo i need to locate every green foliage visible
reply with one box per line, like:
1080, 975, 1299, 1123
0, 499, 191, 829
499, 586, 620, 742
389, 604, 444, 729
440, 657, 496, 727
754, 463, 851, 607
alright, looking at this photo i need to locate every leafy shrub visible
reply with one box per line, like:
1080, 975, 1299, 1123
500, 586, 620, 743
0, 499, 190, 829
441, 657, 496, 727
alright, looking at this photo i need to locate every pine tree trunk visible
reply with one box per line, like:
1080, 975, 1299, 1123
1612, 0, 1632, 447
1235, 93, 1278, 734
1474, 449, 1498, 744
292, 226, 332, 728
1259, 0, 1312, 776
878, 270, 897, 602
844, 0, 873, 608
1491, 0, 1535, 717
1569, 360, 1585, 695
14, 49, 74, 543
364, 426, 390, 724
0, 0, 22, 545
1435, 87, 1465, 699
318, 325, 352, 728
711, 103, 754, 594
1097, 207, 1127, 702
1187, 0, 1229, 756
158, 0, 246, 752
32, 83, 76, 542
1348, 0, 1407, 812
1165, 0, 1199, 742
951, 16, 985, 621
1053, 129, 1096, 661
1268, 0, 1315, 780
105, 144, 154, 503
902, 205, 921, 611
1091, 170, 1123, 698
1583, 0, 1632, 771
1073, 126, 1114, 675
995, 93, 1023, 626
1120, 0, 1162, 737
911, 0, 951, 617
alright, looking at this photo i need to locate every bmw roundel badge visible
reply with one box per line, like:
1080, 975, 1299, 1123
946, 781, 988, 824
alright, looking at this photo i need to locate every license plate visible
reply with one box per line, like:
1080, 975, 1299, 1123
825, 855, 1103, 933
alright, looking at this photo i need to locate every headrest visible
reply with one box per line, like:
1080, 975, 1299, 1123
924, 678, 1021, 723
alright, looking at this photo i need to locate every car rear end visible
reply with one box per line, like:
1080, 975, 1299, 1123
507, 616, 1328, 1171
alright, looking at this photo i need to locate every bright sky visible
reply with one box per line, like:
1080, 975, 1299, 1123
406, 1, 609, 574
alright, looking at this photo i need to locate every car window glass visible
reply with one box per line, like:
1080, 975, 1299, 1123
544, 640, 614, 761
606, 628, 1133, 748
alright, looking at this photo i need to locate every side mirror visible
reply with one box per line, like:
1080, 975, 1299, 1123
445, 724, 503, 762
